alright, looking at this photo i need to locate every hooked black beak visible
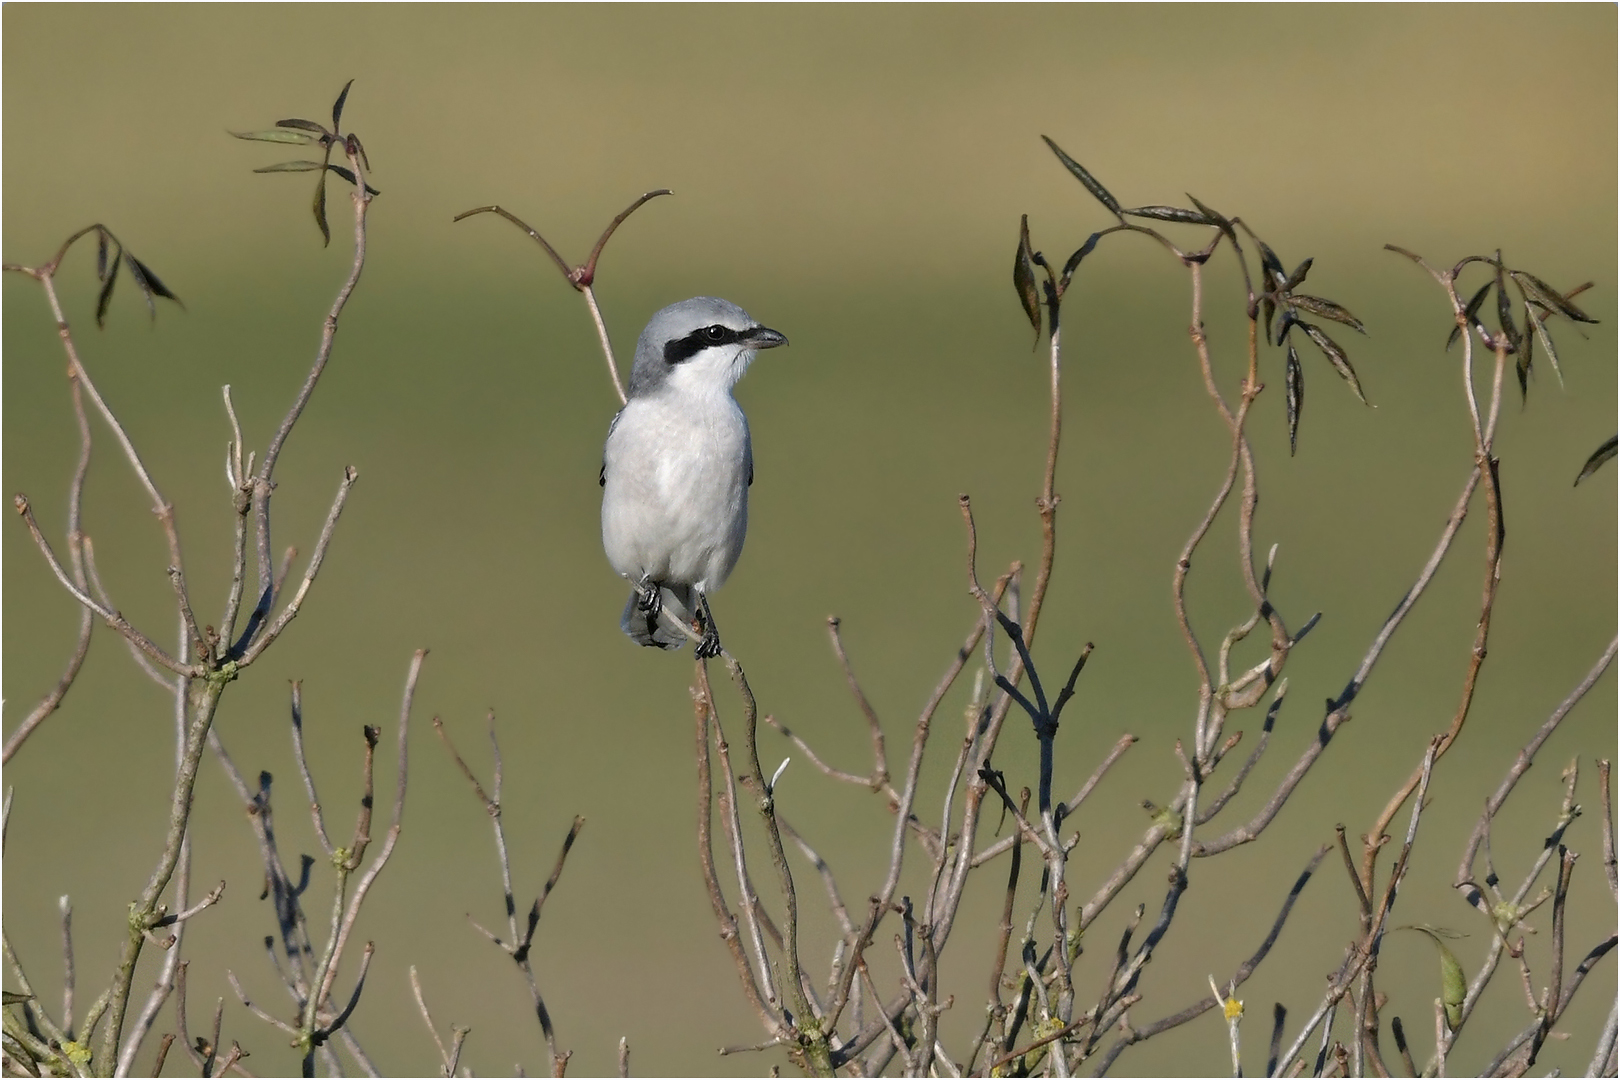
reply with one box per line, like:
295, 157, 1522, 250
745, 326, 788, 350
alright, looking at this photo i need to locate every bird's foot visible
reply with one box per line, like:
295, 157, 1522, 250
694, 594, 722, 659
635, 576, 662, 620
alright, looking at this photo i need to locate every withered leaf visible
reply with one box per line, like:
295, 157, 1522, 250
254, 160, 325, 173
1041, 136, 1122, 217
1288, 294, 1366, 334
331, 79, 354, 130
1524, 302, 1564, 388
1060, 231, 1102, 290
274, 118, 328, 134
229, 129, 317, 145
122, 251, 180, 320
1186, 195, 1235, 245
1262, 295, 1276, 344
1447, 279, 1494, 352
324, 165, 381, 196
1511, 270, 1599, 325
348, 132, 371, 174
1574, 435, 1617, 486
1255, 238, 1286, 286
95, 238, 123, 327
1495, 267, 1521, 353
125, 254, 179, 305
1122, 205, 1211, 225
1014, 215, 1041, 347
1285, 341, 1304, 457
1284, 258, 1313, 292
313, 172, 330, 247
1274, 307, 1298, 348
1302, 322, 1367, 404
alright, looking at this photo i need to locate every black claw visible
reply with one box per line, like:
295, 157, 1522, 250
636, 578, 662, 619
694, 593, 722, 659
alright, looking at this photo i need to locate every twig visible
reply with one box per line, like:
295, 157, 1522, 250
252, 140, 374, 616
1603, 758, 1618, 903
288, 683, 336, 858
971, 734, 1135, 868
453, 190, 671, 406
81, 538, 172, 690
691, 679, 781, 1039
1456, 638, 1616, 900
827, 617, 890, 791
1092, 844, 1331, 1075
151, 881, 226, 928
12, 496, 198, 678
435, 707, 577, 1076
409, 966, 455, 1077
311, 651, 423, 1014
3, 363, 94, 763
239, 466, 360, 665
1193, 464, 1483, 859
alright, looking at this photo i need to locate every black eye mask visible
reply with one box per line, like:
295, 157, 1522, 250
665, 324, 742, 365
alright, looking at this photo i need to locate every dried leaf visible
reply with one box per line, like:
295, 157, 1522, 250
311, 139, 336, 246
1288, 294, 1366, 334
1014, 215, 1041, 347
1284, 258, 1313, 292
274, 118, 328, 134
331, 78, 354, 130
95, 238, 122, 327
125, 254, 179, 305
1186, 195, 1236, 245
1495, 266, 1521, 353
229, 129, 317, 145
1059, 231, 1102, 291
1302, 322, 1367, 404
1255, 238, 1286, 286
254, 160, 325, 173
1447, 279, 1494, 352
122, 251, 157, 319
324, 164, 381, 196
95, 229, 110, 282
348, 132, 371, 174
1041, 136, 1122, 218
1274, 307, 1298, 349
1383, 243, 1425, 264
1511, 270, 1599, 324
1285, 341, 1303, 456
1262, 295, 1276, 344
1574, 435, 1617, 486
313, 173, 330, 247
1122, 205, 1211, 225
1519, 304, 1536, 399
1524, 302, 1564, 388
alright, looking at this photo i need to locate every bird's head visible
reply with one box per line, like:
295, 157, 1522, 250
627, 297, 787, 399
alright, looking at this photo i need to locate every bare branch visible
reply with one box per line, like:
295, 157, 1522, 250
13, 495, 198, 677
239, 466, 360, 665
253, 143, 374, 613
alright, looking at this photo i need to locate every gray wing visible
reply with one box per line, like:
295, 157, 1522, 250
600, 408, 627, 487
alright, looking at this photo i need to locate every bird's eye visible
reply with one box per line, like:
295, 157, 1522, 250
703, 325, 729, 342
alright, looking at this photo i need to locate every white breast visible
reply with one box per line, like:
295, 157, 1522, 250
601, 387, 752, 593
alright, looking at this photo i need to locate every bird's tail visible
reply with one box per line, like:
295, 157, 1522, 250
620, 584, 697, 651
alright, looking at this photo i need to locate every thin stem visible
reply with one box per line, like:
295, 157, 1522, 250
252, 142, 372, 621
581, 285, 626, 405
4, 365, 94, 763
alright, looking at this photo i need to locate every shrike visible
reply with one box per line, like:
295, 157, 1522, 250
600, 297, 787, 657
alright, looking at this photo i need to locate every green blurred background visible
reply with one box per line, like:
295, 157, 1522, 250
4, 5, 1615, 1076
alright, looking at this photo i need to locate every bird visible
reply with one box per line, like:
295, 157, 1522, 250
600, 297, 787, 658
